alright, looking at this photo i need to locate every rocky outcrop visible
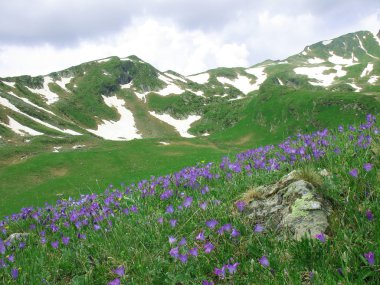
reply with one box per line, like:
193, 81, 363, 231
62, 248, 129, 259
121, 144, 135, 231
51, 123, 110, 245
239, 170, 331, 240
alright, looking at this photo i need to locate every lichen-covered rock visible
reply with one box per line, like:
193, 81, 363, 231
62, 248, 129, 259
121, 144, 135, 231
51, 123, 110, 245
241, 171, 331, 240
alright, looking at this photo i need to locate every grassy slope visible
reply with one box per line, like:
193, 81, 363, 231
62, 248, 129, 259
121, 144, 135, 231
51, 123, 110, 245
0, 117, 378, 284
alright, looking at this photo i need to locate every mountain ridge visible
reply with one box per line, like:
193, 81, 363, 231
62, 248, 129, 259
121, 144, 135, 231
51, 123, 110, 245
0, 29, 379, 143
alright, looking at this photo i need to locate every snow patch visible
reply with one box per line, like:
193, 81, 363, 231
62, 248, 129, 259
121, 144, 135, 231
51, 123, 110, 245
371, 32, 380, 46
26, 77, 59, 105
322, 40, 332, 45
302, 51, 307, 55
72, 145, 86, 149
202, 132, 210, 136
328, 52, 355, 65
307, 57, 325, 64
187, 73, 209, 84
245, 67, 267, 91
0, 116, 43, 136
164, 72, 187, 83
120, 82, 133, 89
55, 77, 73, 91
149, 111, 200, 138
1, 81, 16, 88
53, 146, 62, 153
347, 83, 362, 92
368, 76, 379, 84
159, 141, 170, 145
87, 95, 141, 141
0, 96, 81, 135
294, 65, 346, 87
186, 89, 204, 97
278, 78, 284, 86
356, 35, 379, 59
8, 91, 56, 116
216, 75, 258, 94
361, 63, 374, 77
97, 58, 111, 63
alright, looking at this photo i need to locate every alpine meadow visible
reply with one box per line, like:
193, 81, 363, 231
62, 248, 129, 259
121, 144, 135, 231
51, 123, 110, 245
0, 25, 379, 284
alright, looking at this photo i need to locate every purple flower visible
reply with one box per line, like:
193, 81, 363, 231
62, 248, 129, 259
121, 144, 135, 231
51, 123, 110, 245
94, 224, 101, 231
130, 205, 138, 212
199, 201, 208, 210
196, 231, 205, 241
204, 242, 215, 253
213, 267, 225, 279
113, 265, 125, 277
168, 236, 177, 244
40, 237, 46, 245
314, 232, 326, 243
108, 278, 120, 285
231, 228, 240, 238
206, 219, 218, 229
349, 168, 358, 178
254, 224, 264, 233
366, 210, 373, 221
363, 163, 373, 172
7, 254, 15, 263
183, 196, 193, 208
226, 262, 239, 274
364, 252, 375, 265
235, 201, 246, 212
178, 237, 187, 246
259, 255, 270, 267
77, 233, 86, 239
51, 241, 59, 249
166, 205, 174, 214
189, 247, 198, 256
178, 254, 188, 263
62, 237, 70, 246
11, 268, 18, 280
157, 217, 164, 224
169, 247, 179, 258
0, 241, 5, 254
169, 219, 177, 228
202, 280, 214, 285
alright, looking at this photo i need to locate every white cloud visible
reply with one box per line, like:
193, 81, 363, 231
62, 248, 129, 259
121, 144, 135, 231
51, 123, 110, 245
0, 18, 249, 77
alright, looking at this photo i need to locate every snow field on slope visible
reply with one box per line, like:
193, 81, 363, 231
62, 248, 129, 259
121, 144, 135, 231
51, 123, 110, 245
148, 111, 201, 138
86, 96, 141, 141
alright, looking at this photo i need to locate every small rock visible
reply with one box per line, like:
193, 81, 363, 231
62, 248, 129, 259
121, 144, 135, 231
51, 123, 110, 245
240, 171, 331, 240
5, 233, 29, 244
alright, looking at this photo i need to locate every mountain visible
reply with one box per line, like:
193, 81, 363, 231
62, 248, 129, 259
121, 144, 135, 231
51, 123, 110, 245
0, 30, 379, 145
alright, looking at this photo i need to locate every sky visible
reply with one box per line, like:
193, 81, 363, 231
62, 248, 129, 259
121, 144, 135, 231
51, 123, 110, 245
0, 0, 379, 77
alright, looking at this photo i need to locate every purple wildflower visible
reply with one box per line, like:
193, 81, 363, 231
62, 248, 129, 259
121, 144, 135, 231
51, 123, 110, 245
199, 201, 208, 210
178, 237, 187, 246
315, 232, 326, 243
108, 278, 120, 285
204, 242, 215, 253
7, 255, 15, 263
226, 262, 239, 274
364, 252, 375, 265
77, 233, 86, 239
11, 268, 18, 280
206, 219, 218, 229
113, 265, 125, 277
94, 224, 101, 231
196, 231, 205, 241
202, 281, 214, 285
231, 228, 240, 237
169, 219, 177, 228
40, 237, 46, 245
51, 241, 59, 249
157, 217, 164, 224
189, 247, 198, 256
366, 210, 373, 221
213, 267, 225, 279
235, 201, 246, 212
178, 254, 188, 263
363, 163, 373, 172
349, 168, 358, 178
169, 247, 179, 258
168, 236, 177, 244
254, 224, 265, 233
166, 205, 174, 214
259, 255, 270, 267
183, 196, 193, 208
62, 237, 70, 246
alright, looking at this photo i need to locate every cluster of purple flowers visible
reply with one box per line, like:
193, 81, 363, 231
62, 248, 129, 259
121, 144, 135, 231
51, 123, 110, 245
0, 114, 377, 282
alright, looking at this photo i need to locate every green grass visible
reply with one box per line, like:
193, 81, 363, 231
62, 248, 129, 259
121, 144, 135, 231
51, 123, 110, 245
0, 117, 378, 284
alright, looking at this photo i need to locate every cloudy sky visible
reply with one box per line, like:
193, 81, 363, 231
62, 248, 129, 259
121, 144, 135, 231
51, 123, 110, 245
0, 0, 379, 77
